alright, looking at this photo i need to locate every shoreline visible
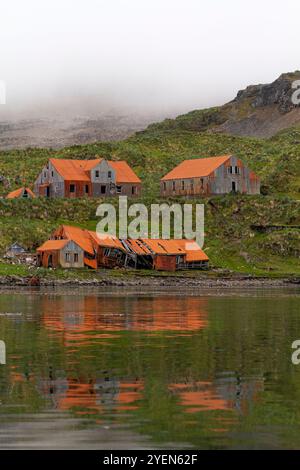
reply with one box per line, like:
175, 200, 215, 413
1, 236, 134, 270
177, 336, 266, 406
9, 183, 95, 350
0, 273, 299, 289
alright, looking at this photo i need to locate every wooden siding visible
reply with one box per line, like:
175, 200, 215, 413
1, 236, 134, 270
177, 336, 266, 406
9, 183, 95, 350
160, 156, 260, 197
153, 255, 177, 271
35, 159, 141, 198
38, 240, 84, 268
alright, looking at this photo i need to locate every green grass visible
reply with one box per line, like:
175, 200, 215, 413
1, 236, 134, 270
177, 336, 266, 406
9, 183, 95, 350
0, 123, 299, 279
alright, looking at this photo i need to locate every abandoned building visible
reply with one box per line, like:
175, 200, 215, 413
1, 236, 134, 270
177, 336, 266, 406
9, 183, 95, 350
37, 239, 84, 268
36, 225, 209, 272
6, 187, 36, 199
5, 242, 37, 265
34, 158, 141, 198
160, 155, 260, 197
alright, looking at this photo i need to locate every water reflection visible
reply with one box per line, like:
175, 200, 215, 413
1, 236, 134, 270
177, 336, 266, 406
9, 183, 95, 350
0, 290, 300, 449
42, 296, 208, 339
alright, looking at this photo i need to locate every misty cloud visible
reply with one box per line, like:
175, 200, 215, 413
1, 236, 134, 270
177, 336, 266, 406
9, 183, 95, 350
0, 0, 299, 119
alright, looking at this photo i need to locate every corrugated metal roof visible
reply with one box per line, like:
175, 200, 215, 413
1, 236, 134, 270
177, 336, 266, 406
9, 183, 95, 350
175, 239, 209, 262
41, 225, 209, 263
37, 239, 70, 252
109, 161, 141, 184
161, 155, 231, 181
6, 187, 36, 199
49, 158, 140, 184
88, 231, 125, 251
50, 158, 101, 182
142, 239, 185, 255
59, 225, 95, 255
121, 239, 152, 255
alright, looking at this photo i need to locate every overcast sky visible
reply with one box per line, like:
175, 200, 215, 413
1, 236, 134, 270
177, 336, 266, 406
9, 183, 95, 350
0, 0, 299, 118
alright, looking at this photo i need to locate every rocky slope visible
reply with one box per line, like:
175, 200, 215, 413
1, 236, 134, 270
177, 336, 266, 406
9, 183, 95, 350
144, 72, 300, 138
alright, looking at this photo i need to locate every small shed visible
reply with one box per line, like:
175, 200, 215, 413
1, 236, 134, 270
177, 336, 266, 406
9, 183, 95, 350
5, 242, 27, 258
37, 239, 84, 268
6, 187, 36, 199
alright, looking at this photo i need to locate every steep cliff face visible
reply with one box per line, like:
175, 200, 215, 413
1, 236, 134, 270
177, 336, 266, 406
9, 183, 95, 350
144, 72, 300, 138
233, 73, 299, 113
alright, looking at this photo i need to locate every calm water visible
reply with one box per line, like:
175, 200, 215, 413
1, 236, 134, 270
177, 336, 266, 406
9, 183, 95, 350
0, 287, 300, 449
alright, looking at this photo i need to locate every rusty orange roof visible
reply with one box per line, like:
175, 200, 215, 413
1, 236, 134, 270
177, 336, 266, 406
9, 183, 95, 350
37, 239, 70, 252
6, 187, 36, 199
121, 239, 152, 255
175, 239, 209, 262
142, 239, 185, 255
49, 158, 140, 184
161, 155, 232, 180
88, 231, 125, 251
58, 225, 95, 255
109, 161, 141, 184
50, 158, 102, 182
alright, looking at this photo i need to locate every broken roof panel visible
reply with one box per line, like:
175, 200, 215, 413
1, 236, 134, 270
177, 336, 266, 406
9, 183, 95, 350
141, 239, 185, 255
88, 231, 125, 251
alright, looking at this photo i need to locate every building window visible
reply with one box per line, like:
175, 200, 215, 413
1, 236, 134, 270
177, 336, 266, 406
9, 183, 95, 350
44, 172, 47, 178
65, 252, 71, 262
235, 166, 240, 174
163, 182, 166, 191
108, 171, 112, 178
51, 171, 54, 177
74, 253, 79, 263
200, 178, 204, 189
190, 179, 194, 190
172, 181, 176, 191
132, 186, 136, 195
116, 185, 122, 194
85, 185, 89, 194
181, 180, 185, 190
95, 170, 99, 178
227, 166, 233, 174
70, 184, 75, 193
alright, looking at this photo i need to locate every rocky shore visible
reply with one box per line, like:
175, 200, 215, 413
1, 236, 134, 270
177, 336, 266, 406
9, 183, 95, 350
0, 274, 299, 289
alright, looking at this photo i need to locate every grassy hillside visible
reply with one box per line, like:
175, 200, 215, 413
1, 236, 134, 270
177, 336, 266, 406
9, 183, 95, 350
0, 125, 299, 277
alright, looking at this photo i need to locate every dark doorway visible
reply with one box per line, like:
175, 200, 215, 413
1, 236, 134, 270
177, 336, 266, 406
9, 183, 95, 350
101, 185, 106, 194
48, 255, 53, 268
232, 181, 236, 192
46, 186, 50, 197
85, 185, 89, 195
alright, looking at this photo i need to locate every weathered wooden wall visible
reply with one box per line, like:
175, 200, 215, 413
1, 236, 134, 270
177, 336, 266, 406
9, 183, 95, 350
160, 156, 260, 197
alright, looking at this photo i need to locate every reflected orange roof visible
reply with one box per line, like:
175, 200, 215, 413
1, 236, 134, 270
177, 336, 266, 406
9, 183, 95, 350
169, 382, 230, 413
37, 239, 69, 252
109, 161, 141, 183
6, 187, 36, 199
161, 155, 231, 180
50, 158, 101, 181
42, 295, 209, 336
